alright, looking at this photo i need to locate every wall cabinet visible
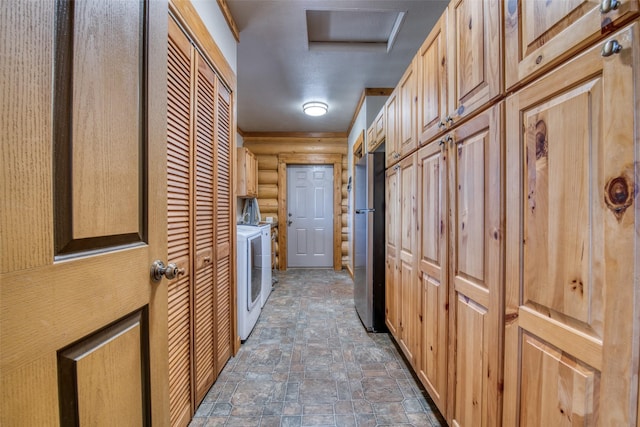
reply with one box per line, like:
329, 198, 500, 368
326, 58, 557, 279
367, 108, 385, 153
504, 22, 640, 426
237, 146, 257, 198
398, 58, 418, 158
417, 11, 448, 145
385, 88, 399, 167
504, 0, 639, 90
167, 16, 234, 427
446, 0, 502, 126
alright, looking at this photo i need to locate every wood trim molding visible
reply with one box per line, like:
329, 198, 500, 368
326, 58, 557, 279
277, 154, 343, 271
243, 132, 347, 139
215, 0, 240, 42
169, 0, 237, 89
346, 88, 394, 136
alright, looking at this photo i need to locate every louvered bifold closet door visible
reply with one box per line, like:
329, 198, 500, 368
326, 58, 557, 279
167, 17, 194, 427
193, 52, 217, 405
214, 80, 233, 374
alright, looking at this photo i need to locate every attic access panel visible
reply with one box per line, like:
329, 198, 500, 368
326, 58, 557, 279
306, 9, 406, 52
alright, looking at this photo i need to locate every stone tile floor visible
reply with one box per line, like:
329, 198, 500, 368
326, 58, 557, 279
189, 269, 446, 427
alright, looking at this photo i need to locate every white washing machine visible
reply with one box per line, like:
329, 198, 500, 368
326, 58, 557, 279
236, 226, 262, 340
238, 224, 272, 308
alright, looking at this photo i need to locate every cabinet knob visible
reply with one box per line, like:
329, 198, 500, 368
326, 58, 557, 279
600, 0, 620, 13
437, 120, 446, 129
445, 115, 454, 126
601, 39, 623, 57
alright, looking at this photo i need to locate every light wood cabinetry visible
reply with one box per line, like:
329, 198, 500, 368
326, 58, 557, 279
167, 16, 234, 427
504, 0, 639, 90
446, 0, 502, 126
418, 11, 448, 145
399, 58, 418, 158
448, 103, 503, 427
385, 164, 401, 337
385, 88, 399, 167
416, 139, 449, 417
237, 146, 257, 198
367, 108, 385, 153
504, 22, 640, 426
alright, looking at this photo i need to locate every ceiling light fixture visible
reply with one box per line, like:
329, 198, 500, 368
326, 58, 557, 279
303, 101, 328, 116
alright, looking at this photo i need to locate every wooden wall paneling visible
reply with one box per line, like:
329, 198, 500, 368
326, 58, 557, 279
167, 16, 194, 427
447, 0, 502, 127
447, 102, 503, 427
504, 23, 640, 426
504, 0, 639, 91
416, 138, 449, 416
418, 10, 448, 146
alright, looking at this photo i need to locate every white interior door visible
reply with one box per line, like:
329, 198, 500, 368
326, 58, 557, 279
287, 165, 334, 267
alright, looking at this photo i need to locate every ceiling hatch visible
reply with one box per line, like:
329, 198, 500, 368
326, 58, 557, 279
306, 9, 406, 52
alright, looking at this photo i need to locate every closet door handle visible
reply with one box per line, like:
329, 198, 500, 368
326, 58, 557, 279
150, 260, 180, 281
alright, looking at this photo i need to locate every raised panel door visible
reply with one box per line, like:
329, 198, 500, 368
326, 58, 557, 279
504, 0, 639, 90
418, 11, 448, 145
448, 103, 503, 427
399, 58, 418, 158
385, 89, 400, 167
385, 165, 401, 338
504, 23, 640, 426
447, 0, 502, 125
416, 140, 449, 415
398, 154, 420, 367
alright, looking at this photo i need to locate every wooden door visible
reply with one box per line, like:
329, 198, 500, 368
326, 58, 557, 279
398, 154, 420, 368
385, 88, 399, 167
504, 0, 639, 90
167, 16, 194, 427
416, 139, 449, 416
213, 79, 234, 376
399, 58, 418, 158
448, 103, 503, 427
286, 165, 334, 267
418, 10, 448, 145
504, 23, 640, 426
447, 0, 502, 126
385, 165, 401, 338
1, 1, 168, 425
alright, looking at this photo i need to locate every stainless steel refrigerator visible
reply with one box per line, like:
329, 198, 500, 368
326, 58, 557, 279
353, 152, 386, 332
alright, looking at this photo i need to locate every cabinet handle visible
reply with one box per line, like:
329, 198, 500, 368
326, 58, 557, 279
438, 138, 445, 146
600, 0, 620, 13
445, 115, 454, 126
601, 39, 623, 57
437, 120, 446, 129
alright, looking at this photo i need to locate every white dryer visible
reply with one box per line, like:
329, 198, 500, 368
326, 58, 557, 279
238, 224, 272, 308
236, 226, 262, 340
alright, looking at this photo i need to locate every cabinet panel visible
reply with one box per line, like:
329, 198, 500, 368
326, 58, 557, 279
375, 109, 385, 143
453, 296, 487, 427
399, 59, 418, 158
385, 89, 399, 167
385, 166, 400, 337
237, 147, 257, 198
417, 141, 448, 415
447, 0, 502, 125
504, 0, 639, 90
449, 103, 503, 427
504, 23, 639, 426
399, 259, 420, 367
418, 11, 448, 145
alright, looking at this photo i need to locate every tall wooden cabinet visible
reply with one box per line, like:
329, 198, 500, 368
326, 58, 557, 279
504, 22, 640, 426
385, 164, 400, 337
167, 16, 234, 427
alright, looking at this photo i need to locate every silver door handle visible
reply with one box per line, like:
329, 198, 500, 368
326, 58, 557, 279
355, 209, 375, 214
287, 220, 293, 226
150, 260, 184, 281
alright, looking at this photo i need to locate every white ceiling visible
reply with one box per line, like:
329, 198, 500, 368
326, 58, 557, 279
226, 0, 448, 133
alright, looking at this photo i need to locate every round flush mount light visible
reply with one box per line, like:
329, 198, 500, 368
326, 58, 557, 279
303, 101, 328, 117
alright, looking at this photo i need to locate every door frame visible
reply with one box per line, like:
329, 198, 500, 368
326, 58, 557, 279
277, 154, 342, 271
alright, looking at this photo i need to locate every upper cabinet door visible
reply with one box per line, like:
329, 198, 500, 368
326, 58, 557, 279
418, 10, 448, 146
447, 0, 502, 125
504, 22, 640, 426
385, 88, 400, 167
505, 0, 639, 90
399, 58, 418, 158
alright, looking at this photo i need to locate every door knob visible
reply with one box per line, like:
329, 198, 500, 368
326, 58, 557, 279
287, 220, 293, 226
150, 260, 183, 281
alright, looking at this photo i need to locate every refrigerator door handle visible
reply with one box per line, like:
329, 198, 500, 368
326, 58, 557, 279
355, 208, 375, 214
